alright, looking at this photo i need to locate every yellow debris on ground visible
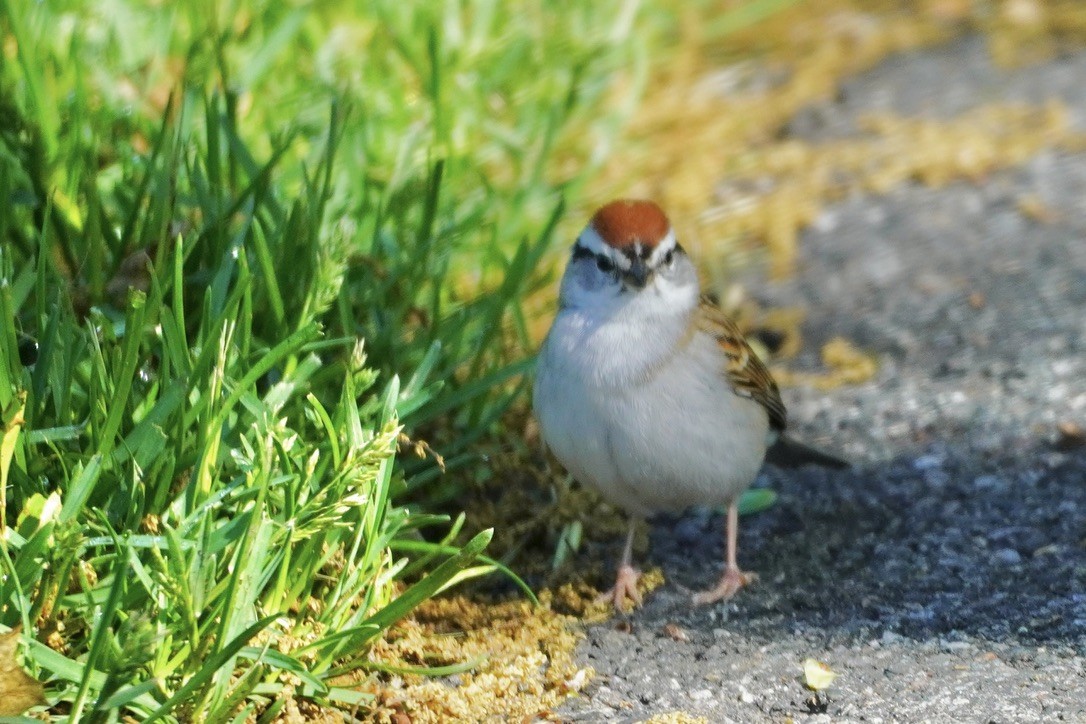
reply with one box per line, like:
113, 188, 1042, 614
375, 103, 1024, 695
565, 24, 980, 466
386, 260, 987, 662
360, 594, 591, 723
773, 337, 880, 390
645, 713, 710, 724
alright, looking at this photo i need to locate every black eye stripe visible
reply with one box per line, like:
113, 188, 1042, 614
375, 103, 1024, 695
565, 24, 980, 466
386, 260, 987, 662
572, 243, 619, 273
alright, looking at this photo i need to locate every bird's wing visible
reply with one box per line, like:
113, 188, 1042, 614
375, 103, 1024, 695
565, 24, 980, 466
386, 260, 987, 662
694, 296, 787, 431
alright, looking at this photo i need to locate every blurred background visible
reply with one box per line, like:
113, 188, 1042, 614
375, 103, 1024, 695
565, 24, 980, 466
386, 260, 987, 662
2, 0, 1085, 720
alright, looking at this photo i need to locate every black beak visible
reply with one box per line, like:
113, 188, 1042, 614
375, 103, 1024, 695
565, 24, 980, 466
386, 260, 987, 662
624, 258, 651, 289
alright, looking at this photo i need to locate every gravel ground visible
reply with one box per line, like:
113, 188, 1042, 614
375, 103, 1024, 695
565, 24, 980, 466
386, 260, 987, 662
561, 36, 1086, 723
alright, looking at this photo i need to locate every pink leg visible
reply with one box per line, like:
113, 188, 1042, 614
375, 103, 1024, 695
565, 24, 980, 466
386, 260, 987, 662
596, 520, 642, 612
693, 501, 757, 605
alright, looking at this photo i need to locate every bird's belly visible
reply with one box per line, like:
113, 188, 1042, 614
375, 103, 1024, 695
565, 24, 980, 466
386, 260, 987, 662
607, 359, 770, 514
534, 358, 623, 500
535, 338, 770, 517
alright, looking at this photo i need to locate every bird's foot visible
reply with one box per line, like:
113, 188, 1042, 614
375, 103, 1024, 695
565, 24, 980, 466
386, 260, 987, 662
692, 565, 757, 606
595, 563, 643, 612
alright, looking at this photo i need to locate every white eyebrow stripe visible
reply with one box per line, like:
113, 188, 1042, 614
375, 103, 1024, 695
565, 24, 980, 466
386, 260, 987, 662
646, 229, 677, 266
576, 226, 631, 269
576, 226, 613, 256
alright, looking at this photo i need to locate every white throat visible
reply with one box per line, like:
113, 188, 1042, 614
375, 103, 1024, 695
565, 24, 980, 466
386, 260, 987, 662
548, 268, 699, 388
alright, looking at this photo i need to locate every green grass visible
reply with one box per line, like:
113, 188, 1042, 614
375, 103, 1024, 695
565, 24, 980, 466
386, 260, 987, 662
0, 0, 791, 719
0, 0, 649, 718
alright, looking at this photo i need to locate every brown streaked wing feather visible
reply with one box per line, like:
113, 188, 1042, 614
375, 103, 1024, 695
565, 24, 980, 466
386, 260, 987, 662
694, 297, 787, 431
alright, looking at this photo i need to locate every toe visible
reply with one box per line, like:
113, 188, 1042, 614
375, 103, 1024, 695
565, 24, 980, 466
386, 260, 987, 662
692, 567, 756, 606
596, 564, 643, 612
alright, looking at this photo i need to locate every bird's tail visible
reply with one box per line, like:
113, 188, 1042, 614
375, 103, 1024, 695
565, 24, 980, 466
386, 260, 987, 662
766, 434, 850, 470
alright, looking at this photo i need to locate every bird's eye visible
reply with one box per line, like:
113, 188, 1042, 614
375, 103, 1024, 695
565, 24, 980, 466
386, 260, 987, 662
596, 256, 615, 273
664, 249, 674, 265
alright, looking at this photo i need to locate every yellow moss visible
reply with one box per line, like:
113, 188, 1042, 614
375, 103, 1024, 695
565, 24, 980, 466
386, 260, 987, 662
773, 336, 880, 390
986, 0, 1086, 66
358, 595, 592, 723
334, 565, 669, 721
1016, 192, 1061, 223
646, 715, 710, 724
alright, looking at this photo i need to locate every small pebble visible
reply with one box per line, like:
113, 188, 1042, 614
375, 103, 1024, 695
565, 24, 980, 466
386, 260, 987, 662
943, 641, 973, 653
913, 454, 944, 471
881, 630, 903, 645
923, 469, 950, 488
993, 548, 1022, 566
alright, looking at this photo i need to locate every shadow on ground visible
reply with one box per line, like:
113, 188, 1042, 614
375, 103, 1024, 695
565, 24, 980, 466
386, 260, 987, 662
648, 437, 1086, 646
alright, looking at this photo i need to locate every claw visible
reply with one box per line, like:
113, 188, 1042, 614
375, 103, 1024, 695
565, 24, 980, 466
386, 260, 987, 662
596, 563, 642, 612
692, 565, 757, 606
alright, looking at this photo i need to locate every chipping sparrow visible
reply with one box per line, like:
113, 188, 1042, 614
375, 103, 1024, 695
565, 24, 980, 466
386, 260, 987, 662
533, 199, 847, 610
